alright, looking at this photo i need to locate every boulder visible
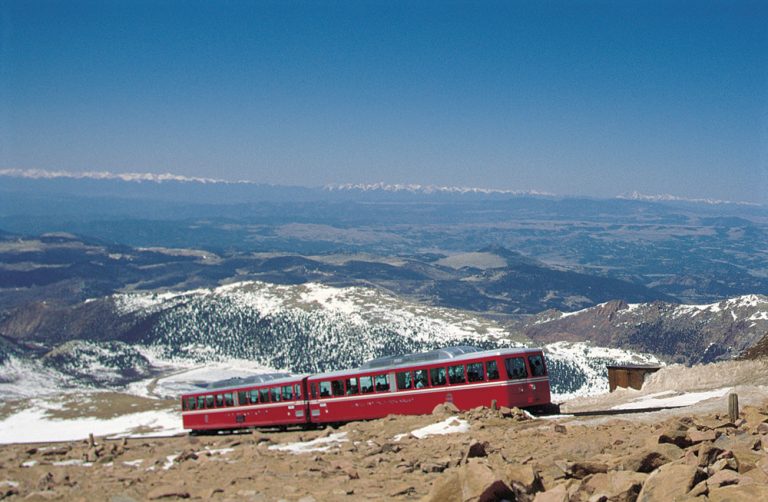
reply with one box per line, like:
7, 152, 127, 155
146, 485, 190, 500
708, 484, 768, 501
466, 441, 489, 459
565, 461, 609, 479
624, 444, 683, 473
532, 484, 569, 502
709, 457, 739, 474
706, 469, 741, 489
461, 459, 515, 502
423, 461, 514, 502
580, 470, 648, 502
696, 443, 725, 467
433, 403, 460, 416
423, 471, 462, 502
506, 463, 544, 500
687, 428, 718, 444
658, 429, 692, 449
636, 463, 707, 502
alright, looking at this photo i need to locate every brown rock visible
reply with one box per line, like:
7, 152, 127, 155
706, 469, 741, 488
742, 466, 768, 484
688, 480, 708, 498
146, 485, 190, 499
687, 428, 718, 444
423, 471, 462, 502
624, 444, 683, 473
461, 459, 515, 502
466, 441, 489, 459
433, 402, 460, 416
567, 461, 609, 479
636, 463, 707, 502
581, 470, 647, 502
422, 460, 450, 473
37, 472, 55, 491
532, 484, 569, 502
506, 463, 544, 499
697, 443, 725, 467
175, 449, 198, 463
709, 457, 739, 474
388, 484, 416, 497
553, 424, 567, 434
658, 428, 693, 449
708, 484, 768, 501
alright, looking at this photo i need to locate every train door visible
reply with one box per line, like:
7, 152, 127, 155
294, 378, 310, 423
307, 379, 323, 422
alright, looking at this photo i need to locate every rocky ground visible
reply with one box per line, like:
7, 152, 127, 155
1, 399, 768, 501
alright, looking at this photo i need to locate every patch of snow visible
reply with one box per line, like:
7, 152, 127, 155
52, 459, 92, 467
0, 481, 19, 488
393, 417, 470, 441
611, 388, 731, 410
162, 454, 179, 470
21, 460, 37, 468
268, 432, 348, 454
0, 400, 183, 444
123, 459, 144, 467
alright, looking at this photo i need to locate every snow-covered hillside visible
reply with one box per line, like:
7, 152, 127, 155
0, 280, 661, 400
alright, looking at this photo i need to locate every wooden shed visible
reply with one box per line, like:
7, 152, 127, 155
606, 365, 661, 392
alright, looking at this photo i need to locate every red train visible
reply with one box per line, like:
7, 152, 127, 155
180, 346, 551, 433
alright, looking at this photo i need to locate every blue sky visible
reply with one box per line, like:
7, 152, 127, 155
1, 1, 766, 202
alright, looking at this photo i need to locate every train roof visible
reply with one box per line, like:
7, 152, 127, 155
181, 372, 304, 396
309, 345, 543, 380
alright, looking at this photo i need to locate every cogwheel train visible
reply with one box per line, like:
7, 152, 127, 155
180, 346, 551, 433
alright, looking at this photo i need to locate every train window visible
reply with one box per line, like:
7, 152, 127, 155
181, 398, 187, 411
375, 374, 389, 392
237, 391, 247, 405
295, 384, 302, 399
467, 362, 484, 382
528, 355, 546, 376
331, 380, 344, 397
414, 369, 429, 388
205, 395, 214, 408
282, 385, 293, 401
396, 371, 412, 390
259, 388, 270, 403
448, 364, 466, 384
187, 398, 197, 410
270, 387, 281, 402
249, 390, 259, 404
486, 361, 500, 380
310, 383, 318, 399
360, 376, 374, 394
224, 393, 234, 406
198, 396, 206, 409
215, 395, 224, 407
505, 357, 528, 379
346, 377, 359, 395
319, 381, 332, 398
430, 367, 447, 386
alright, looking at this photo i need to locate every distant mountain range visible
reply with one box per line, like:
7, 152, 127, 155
2, 171, 768, 401
0, 231, 672, 315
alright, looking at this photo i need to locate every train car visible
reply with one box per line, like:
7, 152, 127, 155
180, 373, 310, 433
306, 346, 550, 424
